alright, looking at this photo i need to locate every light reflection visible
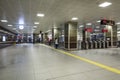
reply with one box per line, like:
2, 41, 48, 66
19, 17, 24, 25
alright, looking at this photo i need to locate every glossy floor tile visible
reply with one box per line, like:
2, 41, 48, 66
0, 44, 119, 80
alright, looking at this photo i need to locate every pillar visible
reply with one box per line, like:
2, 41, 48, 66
52, 27, 60, 40
64, 21, 78, 50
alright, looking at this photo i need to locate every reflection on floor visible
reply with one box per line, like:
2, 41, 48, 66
0, 44, 119, 80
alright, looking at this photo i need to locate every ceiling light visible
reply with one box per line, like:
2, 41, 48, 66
99, 2, 112, 8
8, 24, 13, 26
33, 29, 36, 31
33, 26, 37, 28
117, 31, 120, 34
1, 20, 8, 22
13, 28, 16, 30
96, 26, 100, 28
97, 20, 101, 23
116, 22, 120, 25
79, 25, 84, 28
19, 17, 24, 24
86, 23, 92, 25
72, 17, 78, 20
34, 22, 39, 24
19, 25, 24, 30
37, 13, 45, 17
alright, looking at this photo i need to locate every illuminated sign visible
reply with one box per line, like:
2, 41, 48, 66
100, 19, 115, 25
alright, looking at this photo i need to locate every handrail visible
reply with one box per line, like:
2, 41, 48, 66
0, 41, 15, 44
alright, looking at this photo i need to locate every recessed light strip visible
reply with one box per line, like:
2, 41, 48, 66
8, 24, 13, 26
97, 20, 101, 23
1, 20, 8, 22
34, 22, 39, 24
99, 2, 112, 7
37, 13, 45, 17
72, 17, 78, 20
116, 22, 120, 25
86, 23, 92, 25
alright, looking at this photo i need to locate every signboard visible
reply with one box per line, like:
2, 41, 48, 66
101, 19, 115, 25
102, 29, 108, 33
85, 28, 93, 32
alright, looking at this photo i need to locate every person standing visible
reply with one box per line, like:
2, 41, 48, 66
55, 38, 58, 49
48, 38, 52, 46
117, 41, 119, 48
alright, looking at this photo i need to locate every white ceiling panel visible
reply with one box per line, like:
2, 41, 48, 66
0, 0, 120, 33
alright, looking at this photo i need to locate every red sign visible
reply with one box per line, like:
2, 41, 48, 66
101, 19, 115, 25
85, 28, 93, 32
102, 29, 108, 33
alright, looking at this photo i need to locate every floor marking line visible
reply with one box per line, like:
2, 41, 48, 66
41, 44, 120, 74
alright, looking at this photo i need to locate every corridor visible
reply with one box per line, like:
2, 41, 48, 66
0, 44, 119, 80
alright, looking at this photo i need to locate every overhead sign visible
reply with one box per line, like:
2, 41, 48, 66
102, 29, 108, 33
100, 19, 115, 25
85, 28, 93, 32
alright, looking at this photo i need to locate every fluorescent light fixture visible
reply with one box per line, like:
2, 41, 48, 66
117, 31, 120, 34
13, 28, 16, 30
33, 29, 36, 31
19, 17, 24, 24
19, 25, 24, 30
37, 13, 45, 17
2, 36, 6, 42
33, 26, 37, 28
8, 24, 13, 26
86, 23, 92, 25
96, 26, 100, 28
34, 22, 39, 24
1, 20, 8, 22
79, 25, 84, 28
97, 20, 101, 23
72, 17, 78, 20
99, 2, 112, 8
116, 22, 120, 25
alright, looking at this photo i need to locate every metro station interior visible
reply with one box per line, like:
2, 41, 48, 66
0, 0, 120, 80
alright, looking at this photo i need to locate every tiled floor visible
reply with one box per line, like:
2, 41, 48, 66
0, 44, 119, 80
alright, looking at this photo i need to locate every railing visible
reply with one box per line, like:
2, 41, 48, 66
0, 41, 16, 49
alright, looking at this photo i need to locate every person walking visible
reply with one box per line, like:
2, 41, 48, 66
55, 38, 58, 49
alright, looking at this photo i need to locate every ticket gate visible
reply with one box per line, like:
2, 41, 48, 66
105, 41, 109, 48
101, 41, 105, 48
81, 41, 110, 49
81, 41, 86, 49
93, 41, 97, 49
81, 41, 88, 49
96, 41, 101, 48
88, 41, 93, 49
81, 41, 84, 49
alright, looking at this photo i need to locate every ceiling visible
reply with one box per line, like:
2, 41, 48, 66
0, 0, 120, 34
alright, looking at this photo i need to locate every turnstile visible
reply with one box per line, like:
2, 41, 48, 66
105, 41, 109, 48
81, 41, 88, 50
93, 41, 97, 49
88, 41, 93, 49
101, 41, 105, 48
96, 41, 101, 48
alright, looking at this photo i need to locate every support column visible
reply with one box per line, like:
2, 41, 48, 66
43, 33, 49, 43
52, 27, 60, 40
64, 21, 77, 50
